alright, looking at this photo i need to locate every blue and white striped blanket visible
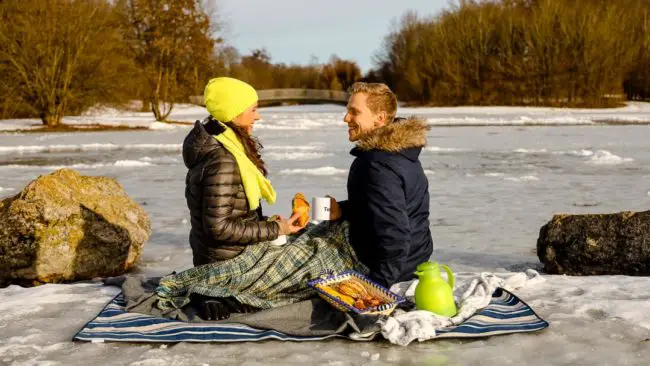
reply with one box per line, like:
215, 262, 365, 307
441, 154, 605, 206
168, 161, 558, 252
73, 288, 548, 343
436, 288, 548, 339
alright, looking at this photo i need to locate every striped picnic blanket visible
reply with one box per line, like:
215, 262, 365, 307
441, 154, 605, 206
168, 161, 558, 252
73, 287, 548, 343
436, 287, 548, 338
156, 221, 368, 311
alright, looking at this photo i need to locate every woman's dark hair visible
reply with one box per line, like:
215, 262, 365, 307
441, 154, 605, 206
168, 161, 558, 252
223, 121, 268, 176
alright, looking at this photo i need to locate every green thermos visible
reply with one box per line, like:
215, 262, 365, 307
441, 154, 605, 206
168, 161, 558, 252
413, 261, 457, 317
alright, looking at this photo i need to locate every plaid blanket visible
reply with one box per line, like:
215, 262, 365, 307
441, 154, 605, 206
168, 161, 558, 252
156, 221, 368, 310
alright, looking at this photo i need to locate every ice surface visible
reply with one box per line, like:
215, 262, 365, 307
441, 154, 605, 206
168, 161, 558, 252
1, 105, 650, 365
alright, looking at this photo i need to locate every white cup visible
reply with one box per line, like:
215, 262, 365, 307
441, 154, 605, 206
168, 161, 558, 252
269, 234, 287, 246
312, 197, 331, 222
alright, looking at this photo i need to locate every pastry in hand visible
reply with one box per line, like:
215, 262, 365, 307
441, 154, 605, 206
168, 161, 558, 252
292, 193, 310, 226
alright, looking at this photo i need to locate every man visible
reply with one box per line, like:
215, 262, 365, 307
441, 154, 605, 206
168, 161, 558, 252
331, 82, 433, 287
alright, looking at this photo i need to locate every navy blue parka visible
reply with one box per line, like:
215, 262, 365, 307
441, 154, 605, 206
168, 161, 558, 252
340, 117, 433, 287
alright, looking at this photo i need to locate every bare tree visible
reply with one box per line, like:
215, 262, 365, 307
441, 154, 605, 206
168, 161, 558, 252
118, 0, 217, 121
0, 0, 136, 126
319, 55, 362, 91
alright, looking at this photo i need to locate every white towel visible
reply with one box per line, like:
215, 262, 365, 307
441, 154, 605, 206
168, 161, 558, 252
377, 269, 545, 346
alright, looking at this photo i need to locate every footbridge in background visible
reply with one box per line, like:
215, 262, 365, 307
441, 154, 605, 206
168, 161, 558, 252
189, 89, 350, 106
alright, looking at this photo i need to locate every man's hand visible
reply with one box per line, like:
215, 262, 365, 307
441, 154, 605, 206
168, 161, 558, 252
276, 212, 306, 235
326, 195, 342, 221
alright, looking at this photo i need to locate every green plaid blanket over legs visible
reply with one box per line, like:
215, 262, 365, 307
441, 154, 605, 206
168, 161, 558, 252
156, 221, 368, 310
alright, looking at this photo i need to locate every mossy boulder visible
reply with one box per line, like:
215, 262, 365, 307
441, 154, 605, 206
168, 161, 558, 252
0, 169, 151, 287
537, 210, 650, 275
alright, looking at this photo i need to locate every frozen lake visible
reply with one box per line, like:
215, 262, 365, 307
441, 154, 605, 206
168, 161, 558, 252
1, 105, 649, 365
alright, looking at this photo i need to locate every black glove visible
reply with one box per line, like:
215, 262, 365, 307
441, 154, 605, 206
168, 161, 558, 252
190, 294, 231, 321
190, 295, 261, 321
219, 297, 260, 314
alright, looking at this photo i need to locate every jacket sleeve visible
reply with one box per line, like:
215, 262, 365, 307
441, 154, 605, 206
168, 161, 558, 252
336, 200, 349, 221
365, 161, 410, 287
201, 157, 280, 245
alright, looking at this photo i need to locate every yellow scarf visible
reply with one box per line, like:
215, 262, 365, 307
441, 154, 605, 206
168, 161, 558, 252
214, 123, 276, 211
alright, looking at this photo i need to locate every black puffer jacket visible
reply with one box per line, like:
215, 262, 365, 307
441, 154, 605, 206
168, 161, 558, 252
341, 117, 433, 287
183, 118, 280, 266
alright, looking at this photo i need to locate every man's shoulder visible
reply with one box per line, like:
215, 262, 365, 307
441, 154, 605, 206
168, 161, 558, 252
358, 154, 411, 181
371, 151, 417, 169
352, 151, 399, 173
355, 149, 405, 163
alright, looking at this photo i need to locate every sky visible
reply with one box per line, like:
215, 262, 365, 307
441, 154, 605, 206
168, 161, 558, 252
217, 0, 448, 72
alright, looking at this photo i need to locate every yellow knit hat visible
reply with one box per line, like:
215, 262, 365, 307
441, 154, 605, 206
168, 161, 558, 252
204, 77, 258, 122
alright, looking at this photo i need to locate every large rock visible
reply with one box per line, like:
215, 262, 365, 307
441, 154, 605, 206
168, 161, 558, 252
0, 169, 151, 287
537, 211, 650, 275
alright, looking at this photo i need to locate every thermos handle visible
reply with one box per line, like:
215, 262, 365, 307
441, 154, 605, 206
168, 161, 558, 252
442, 264, 454, 288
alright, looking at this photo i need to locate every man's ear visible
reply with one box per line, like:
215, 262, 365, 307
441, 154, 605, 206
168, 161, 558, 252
375, 111, 388, 127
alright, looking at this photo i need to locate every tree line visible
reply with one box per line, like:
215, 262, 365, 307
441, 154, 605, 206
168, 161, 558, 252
0, 0, 362, 126
372, 0, 650, 106
1, 0, 648, 127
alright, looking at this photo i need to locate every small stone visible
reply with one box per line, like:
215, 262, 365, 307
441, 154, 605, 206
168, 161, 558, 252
370, 353, 380, 361
361, 352, 370, 358
160, 344, 168, 349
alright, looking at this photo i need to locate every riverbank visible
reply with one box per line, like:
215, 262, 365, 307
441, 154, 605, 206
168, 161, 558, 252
2, 102, 650, 133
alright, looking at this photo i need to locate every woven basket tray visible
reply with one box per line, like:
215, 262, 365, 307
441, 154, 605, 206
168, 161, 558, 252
307, 270, 405, 316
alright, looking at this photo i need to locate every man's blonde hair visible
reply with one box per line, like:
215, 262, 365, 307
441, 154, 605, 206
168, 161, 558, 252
348, 82, 398, 122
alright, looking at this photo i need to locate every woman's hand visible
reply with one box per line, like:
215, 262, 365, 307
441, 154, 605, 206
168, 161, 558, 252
275, 212, 306, 235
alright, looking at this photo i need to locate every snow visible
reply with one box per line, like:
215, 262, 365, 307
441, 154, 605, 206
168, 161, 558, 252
587, 150, 635, 165
1, 278, 648, 365
401, 102, 650, 126
2, 101, 650, 132
266, 151, 333, 161
279, 167, 348, 176
1, 104, 650, 364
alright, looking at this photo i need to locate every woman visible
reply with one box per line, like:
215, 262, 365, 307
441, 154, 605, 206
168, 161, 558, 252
172, 77, 364, 321
182, 77, 304, 267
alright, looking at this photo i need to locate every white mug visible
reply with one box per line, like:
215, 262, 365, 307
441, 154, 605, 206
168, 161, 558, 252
269, 234, 287, 246
311, 197, 331, 222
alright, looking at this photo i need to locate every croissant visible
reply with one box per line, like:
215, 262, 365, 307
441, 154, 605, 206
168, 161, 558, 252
292, 193, 310, 226
316, 285, 355, 306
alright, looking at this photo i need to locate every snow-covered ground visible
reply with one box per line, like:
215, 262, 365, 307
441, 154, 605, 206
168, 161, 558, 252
1, 105, 649, 365
1, 101, 649, 132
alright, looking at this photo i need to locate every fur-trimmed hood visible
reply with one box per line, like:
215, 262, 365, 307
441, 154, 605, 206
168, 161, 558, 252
356, 117, 429, 153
